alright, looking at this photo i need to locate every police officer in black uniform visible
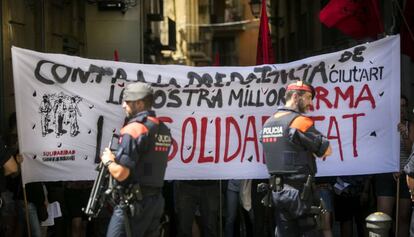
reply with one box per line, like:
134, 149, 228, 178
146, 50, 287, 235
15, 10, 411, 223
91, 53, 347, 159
101, 82, 172, 237
260, 81, 332, 237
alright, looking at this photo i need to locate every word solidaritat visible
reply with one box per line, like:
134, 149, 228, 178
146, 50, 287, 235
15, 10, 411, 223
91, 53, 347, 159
160, 116, 269, 164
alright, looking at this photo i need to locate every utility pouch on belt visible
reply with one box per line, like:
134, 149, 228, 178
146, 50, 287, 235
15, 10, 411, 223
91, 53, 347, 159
116, 184, 141, 218
130, 184, 143, 201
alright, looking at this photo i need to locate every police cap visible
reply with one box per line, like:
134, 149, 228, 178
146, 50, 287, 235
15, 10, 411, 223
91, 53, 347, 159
123, 82, 154, 101
286, 81, 315, 99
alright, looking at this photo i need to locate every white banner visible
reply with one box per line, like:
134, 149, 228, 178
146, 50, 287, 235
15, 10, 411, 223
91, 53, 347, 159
12, 36, 401, 184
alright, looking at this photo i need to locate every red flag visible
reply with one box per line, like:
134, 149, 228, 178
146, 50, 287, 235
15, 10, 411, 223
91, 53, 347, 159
212, 51, 220, 66
256, 0, 275, 65
319, 0, 384, 39
114, 49, 119, 61
401, 0, 414, 60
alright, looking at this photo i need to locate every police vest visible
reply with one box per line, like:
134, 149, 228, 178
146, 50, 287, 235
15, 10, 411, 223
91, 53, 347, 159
122, 116, 172, 188
261, 109, 316, 176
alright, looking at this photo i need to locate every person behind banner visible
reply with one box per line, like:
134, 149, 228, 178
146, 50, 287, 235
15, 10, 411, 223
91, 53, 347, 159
260, 80, 332, 237
101, 82, 172, 237
376, 95, 413, 237
404, 149, 414, 237
333, 175, 375, 237
0, 134, 19, 236
403, 99, 414, 237
4, 114, 48, 237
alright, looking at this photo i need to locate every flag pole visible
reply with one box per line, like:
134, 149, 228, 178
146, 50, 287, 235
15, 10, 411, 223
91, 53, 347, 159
17, 154, 32, 237
395, 176, 400, 237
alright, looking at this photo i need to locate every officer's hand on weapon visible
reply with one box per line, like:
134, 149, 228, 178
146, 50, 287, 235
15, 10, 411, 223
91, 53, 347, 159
101, 147, 130, 181
101, 148, 115, 166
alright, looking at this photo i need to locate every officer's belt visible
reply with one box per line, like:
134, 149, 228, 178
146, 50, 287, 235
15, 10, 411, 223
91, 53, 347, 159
270, 174, 309, 190
276, 174, 308, 184
140, 185, 162, 196
284, 174, 307, 181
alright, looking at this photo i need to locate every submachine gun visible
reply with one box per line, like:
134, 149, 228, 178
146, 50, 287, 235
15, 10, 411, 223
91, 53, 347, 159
83, 134, 119, 219
83, 162, 113, 219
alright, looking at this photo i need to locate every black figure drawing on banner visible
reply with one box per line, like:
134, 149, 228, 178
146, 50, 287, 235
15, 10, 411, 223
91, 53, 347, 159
53, 93, 67, 137
39, 95, 52, 137
38, 92, 85, 138
67, 96, 82, 137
